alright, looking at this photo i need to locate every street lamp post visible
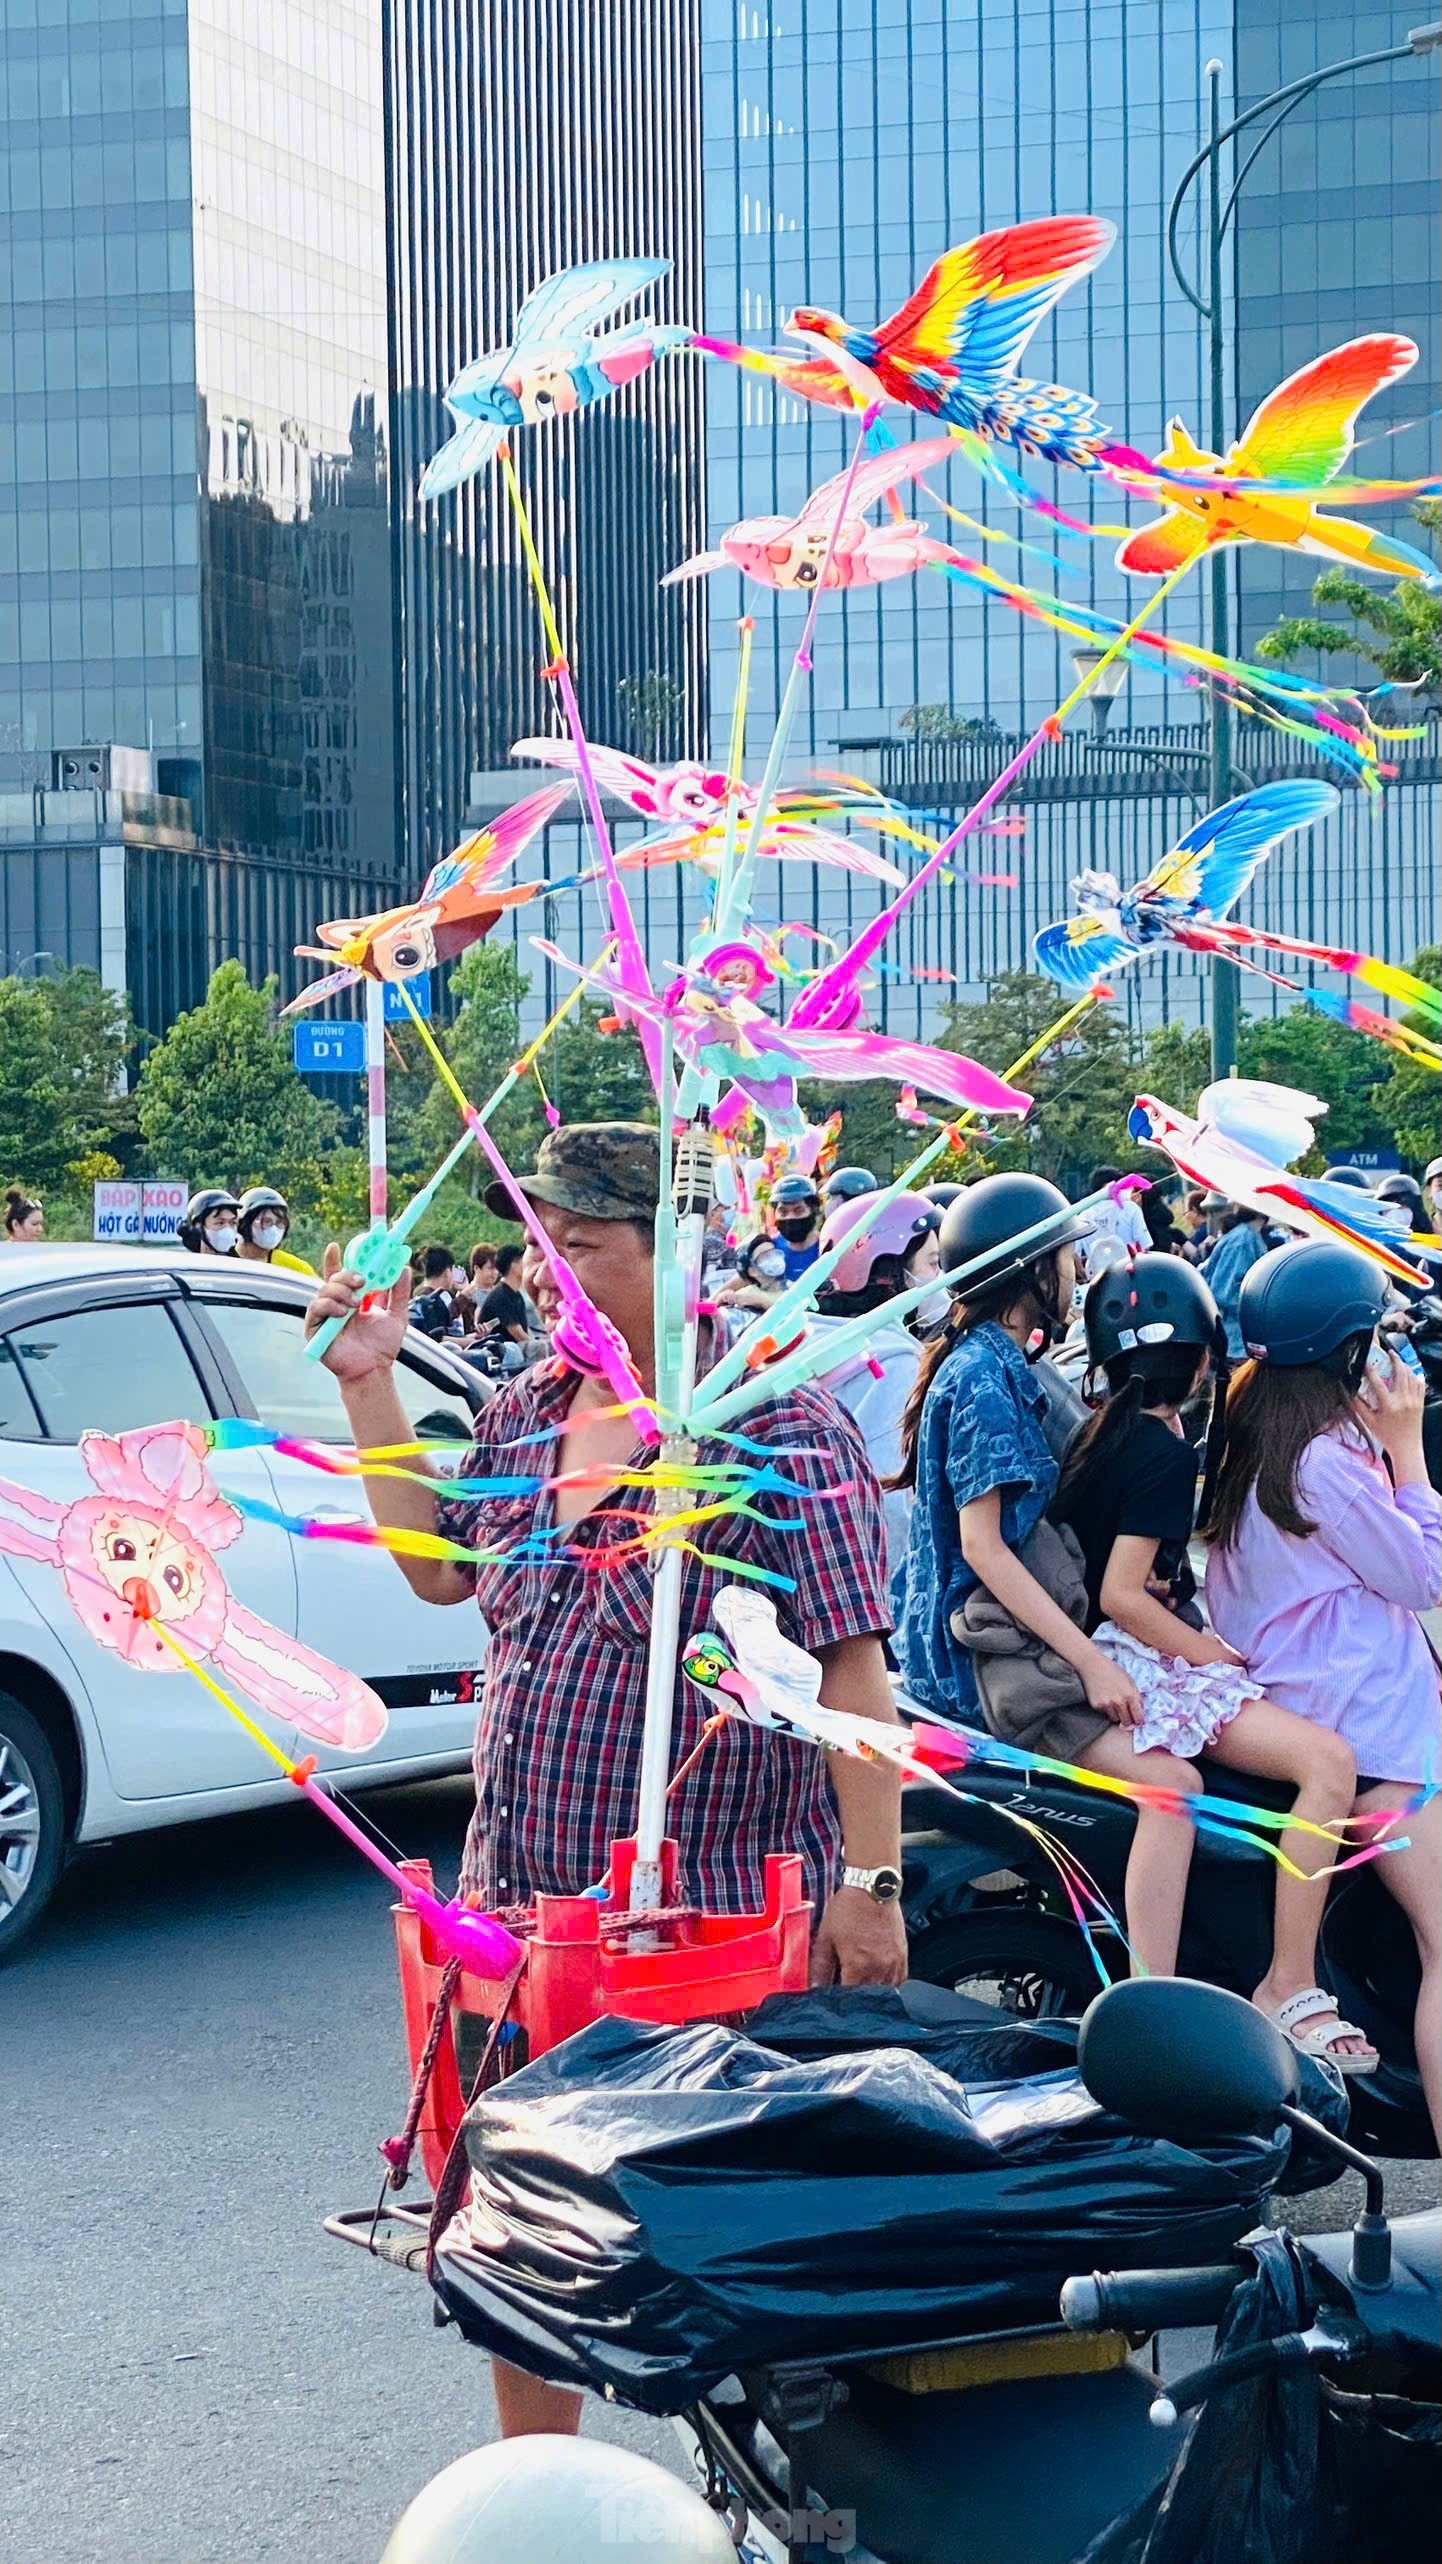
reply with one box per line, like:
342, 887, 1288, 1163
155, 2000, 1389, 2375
1166, 22, 1442, 1081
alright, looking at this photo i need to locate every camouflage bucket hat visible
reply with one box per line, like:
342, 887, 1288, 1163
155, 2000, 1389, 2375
483, 1121, 661, 1224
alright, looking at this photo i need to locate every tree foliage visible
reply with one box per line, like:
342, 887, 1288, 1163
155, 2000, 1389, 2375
1255, 503, 1441, 688
934, 975, 1144, 1185
136, 961, 339, 1190
0, 966, 132, 1193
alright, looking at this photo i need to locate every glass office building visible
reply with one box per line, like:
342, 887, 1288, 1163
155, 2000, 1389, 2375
385, 0, 711, 879
689, 0, 1439, 1029
1232, 0, 1441, 655
0, 0, 397, 876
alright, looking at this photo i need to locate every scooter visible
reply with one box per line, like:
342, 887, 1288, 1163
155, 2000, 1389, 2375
899, 1757, 1433, 2161
667, 1980, 1439, 2564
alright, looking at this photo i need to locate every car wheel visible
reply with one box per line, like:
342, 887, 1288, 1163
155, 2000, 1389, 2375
906, 1908, 1104, 2020
0, 1695, 66, 1962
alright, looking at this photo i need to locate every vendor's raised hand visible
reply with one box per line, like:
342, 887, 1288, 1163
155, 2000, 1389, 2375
305, 1243, 412, 1382
810, 1885, 908, 1988
1081, 1643, 1142, 1727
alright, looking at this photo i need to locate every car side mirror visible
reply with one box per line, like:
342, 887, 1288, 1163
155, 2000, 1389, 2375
1079, 1977, 1299, 2137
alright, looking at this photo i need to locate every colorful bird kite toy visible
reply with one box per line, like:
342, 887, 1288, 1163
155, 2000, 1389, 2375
1116, 337, 1441, 587
1306, 989, 1442, 1073
1032, 779, 1339, 993
1129, 1081, 1432, 1289
664, 438, 961, 593
511, 736, 910, 885
419, 257, 692, 500
284, 782, 572, 1014
699, 216, 1116, 468
0, 1419, 522, 1972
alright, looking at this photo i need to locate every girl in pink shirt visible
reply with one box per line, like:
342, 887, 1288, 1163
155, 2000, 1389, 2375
1206, 1239, 1442, 2143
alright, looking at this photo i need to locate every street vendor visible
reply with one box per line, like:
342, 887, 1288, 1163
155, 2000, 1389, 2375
306, 1122, 905, 2421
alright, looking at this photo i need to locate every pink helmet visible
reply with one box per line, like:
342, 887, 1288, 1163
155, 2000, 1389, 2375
820, 1191, 936, 1293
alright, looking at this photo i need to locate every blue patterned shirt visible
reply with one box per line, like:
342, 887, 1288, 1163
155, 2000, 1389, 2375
892, 1321, 1059, 1716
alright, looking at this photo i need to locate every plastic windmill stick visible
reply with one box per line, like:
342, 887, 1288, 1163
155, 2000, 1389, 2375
630, 1021, 716, 1914
778, 552, 1199, 1042
709, 614, 755, 927
712, 407, 880, 946
364, 976, 388, 1229
147, 1618, 523, 1975
496, 439, 662, 1089
305, 964, 596, 1365
393, 979, 661, 1440
690, 1175, 1137, 1435
699, 989, 1101, 1414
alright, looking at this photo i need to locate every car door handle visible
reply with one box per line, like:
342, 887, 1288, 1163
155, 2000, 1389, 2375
309, 1503, 367, 1525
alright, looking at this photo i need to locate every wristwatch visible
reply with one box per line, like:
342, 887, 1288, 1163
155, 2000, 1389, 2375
841, 1862, 904, 1903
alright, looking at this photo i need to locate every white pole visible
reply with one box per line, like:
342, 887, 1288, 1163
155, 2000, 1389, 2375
365, 977, 387, 1229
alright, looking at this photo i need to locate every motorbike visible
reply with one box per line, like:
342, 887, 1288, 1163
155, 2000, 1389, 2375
397, 1976, 1436, 2564
899, 1751, 1433, 2162
663, 1981, 1439, 2564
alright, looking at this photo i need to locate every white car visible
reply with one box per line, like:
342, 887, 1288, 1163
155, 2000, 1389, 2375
0, 1244, 491, 1958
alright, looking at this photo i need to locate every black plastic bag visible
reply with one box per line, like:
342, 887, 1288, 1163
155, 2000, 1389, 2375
433, 1990, 1329, 2416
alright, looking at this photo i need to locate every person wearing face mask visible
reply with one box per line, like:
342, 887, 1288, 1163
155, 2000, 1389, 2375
1425, 1156, 1442, 1238
178, 1189, 242, 1256
811, 1193, 943, 1576
236, 1185, 315, 1276
768, 1173, 823, 1279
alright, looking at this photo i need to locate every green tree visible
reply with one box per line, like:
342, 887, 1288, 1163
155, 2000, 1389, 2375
136, 961, 339, 1190
939, 971, 1143, 1186
0, 966, 132, 1192
412, 942, 545, 1180
546, 1002, 655, 1128
1371, 943, 1442, 1165
1139, 1019, 1210, 1114
616, 669, 685, 761
1255, 502, 1441, 689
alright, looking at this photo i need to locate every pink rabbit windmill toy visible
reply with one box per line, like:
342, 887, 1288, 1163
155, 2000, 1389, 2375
0, 1421, 388, 1748
0, 1421, 524, 1971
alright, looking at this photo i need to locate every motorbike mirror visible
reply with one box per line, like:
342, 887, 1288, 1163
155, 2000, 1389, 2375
1079, 1978, 1299, 2136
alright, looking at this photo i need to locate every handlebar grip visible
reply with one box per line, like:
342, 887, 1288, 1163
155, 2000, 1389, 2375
1061, 2264, 1242, 2335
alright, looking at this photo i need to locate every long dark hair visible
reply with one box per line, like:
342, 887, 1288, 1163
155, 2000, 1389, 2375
1205, 1359, 1358, 1547
891, 1252, 1063, 1491
1056, 1344, 1202, 1505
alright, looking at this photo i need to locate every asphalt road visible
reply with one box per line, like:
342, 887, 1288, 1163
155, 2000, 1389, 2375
0, 1777, 679, 2564
3, 1782, 1436, 2564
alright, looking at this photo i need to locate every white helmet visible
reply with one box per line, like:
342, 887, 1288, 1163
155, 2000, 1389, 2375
379, 2437, 737, 2563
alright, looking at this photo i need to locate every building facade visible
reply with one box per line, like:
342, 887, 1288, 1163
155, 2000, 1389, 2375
687, 0, 1439, 1023
384, 0, 711, 879
0, 0, 397, 879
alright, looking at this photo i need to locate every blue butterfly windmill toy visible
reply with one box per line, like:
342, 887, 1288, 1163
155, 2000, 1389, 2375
1031, 780, 1341, 993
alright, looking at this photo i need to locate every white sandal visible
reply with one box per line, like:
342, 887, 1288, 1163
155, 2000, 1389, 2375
1269, 1987, 1379, 2077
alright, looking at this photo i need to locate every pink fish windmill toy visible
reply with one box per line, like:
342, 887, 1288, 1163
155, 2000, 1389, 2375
664, 438, 961, 593
510, 737, 910, 885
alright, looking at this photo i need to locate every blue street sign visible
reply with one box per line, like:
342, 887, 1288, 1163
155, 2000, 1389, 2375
293, 1019, 366, 1075
384, 974, 432, 1020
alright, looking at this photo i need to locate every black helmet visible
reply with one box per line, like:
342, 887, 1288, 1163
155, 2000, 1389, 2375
1323, 1164, 1371, 1191
237, 1183, 289, 1235
1374, 1173, 1423, 1221
179, 1187, 240, 1255
1238, 1238, 1388, 1368
921, 1182, 964, 1210
1085, 1253, 1224, 1374
770, 1173, 819, 1209
938, 1172, 1091, 1302
823, 1165, 878, 1202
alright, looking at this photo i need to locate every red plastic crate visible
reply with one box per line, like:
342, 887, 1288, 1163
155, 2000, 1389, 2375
392, 1840, 811, 2190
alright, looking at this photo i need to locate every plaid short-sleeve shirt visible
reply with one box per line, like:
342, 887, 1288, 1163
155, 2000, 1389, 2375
436, 1354, 891, 1916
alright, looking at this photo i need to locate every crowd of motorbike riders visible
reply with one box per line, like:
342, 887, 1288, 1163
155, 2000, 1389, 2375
170, 1151, 1442, 2142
